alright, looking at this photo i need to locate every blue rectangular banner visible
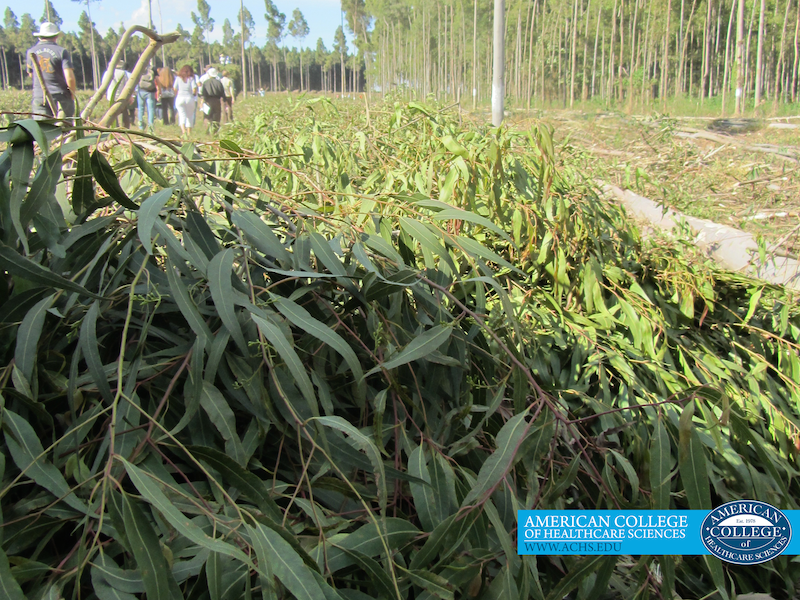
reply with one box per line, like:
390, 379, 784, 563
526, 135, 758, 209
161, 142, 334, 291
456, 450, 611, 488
518, 506, 800, 561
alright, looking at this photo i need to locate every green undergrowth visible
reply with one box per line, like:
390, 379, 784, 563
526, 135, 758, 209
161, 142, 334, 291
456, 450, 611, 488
0, 96, 799, 600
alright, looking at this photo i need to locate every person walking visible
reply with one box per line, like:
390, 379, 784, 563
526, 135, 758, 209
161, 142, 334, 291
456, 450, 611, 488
198, 64, 213, 85
173, 64, 198, 139
200, 67, 225, 134
157, 66, 175, 126
220, 70, 235, 123
137, 61, 158, 132
26, 22, 77, 120
104, 58, 134, 128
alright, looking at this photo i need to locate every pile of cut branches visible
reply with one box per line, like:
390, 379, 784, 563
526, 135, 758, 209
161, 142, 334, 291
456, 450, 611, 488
0, 98, 799, 600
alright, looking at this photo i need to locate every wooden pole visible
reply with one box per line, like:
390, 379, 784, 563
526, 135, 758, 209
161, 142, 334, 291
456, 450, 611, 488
30, 53, 59, 117
492, 0, 505, 125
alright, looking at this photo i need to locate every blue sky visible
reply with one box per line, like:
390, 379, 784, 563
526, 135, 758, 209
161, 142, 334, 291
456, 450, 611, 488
5, 0, 349, 50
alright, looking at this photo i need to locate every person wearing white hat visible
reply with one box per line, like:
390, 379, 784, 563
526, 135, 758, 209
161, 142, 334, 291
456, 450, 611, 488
26, 22, 77, 120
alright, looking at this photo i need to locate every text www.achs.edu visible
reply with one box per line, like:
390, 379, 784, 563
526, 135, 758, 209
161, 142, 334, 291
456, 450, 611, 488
524, 542, 623, 552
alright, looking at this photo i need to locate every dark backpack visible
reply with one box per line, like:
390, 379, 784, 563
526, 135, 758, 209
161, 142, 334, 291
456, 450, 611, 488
139, 68, 156, 92
202, 78, 225, 99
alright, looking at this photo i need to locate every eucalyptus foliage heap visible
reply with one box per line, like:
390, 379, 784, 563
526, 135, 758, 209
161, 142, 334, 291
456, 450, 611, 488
0, 98, 799, 600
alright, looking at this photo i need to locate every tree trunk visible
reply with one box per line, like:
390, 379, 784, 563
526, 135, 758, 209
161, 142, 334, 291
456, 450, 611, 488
0, 47, 7, 90
451, 2, 456, 102
641, 0, 653, 104
473, 0, 478, 108
774, 0, 791, 108
79, 53, 87, 90
793, 0, 800, 102
582, 0, 592, 102
492, 0, 505, 125
755, 0, 766, 106
249, 46, 255, 93
601, 30, 606, 99
676, 0, 699, 95
570, 0, 579, 106
627, 0, 639, 110
662, 0, 673, 104
240, 0, 247, 97
527, 0, 538, 108
678, 0, 686, 94
713, 2, 722, 96
744, 0, 757, 99
3, 48, 10, 89
558, 14, 564, 103
735, 0, 746, 114
618, 0, 624, 103
723, 0, 735, 113
609, 0, 618, 100
689, 27, 694, 95
702, 0, 712, 104
592, 5, 601, 98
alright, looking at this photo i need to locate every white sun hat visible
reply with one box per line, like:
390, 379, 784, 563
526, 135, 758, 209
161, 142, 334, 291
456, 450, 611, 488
35, 22, 60, 38
207, 67, 219, 78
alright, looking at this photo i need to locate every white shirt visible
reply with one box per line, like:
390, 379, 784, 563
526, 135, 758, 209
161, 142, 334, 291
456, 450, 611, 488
220, 76, 235, 98
106, 68, 130, 101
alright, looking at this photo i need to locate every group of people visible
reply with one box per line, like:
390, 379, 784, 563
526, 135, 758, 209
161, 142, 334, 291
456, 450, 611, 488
26, 21, 236, 138
108, 62, 236, 137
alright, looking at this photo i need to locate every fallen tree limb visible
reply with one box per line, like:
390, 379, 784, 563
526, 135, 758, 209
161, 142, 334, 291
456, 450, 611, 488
675, 130, 799, 164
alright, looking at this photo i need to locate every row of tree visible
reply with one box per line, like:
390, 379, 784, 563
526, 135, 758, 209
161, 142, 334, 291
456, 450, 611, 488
2, 0, 799, 113
359, 0, 800, 113
0, 1, 362, 98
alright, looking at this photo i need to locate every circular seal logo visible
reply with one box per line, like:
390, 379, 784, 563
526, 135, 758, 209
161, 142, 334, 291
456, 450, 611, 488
702, 500, 791, 565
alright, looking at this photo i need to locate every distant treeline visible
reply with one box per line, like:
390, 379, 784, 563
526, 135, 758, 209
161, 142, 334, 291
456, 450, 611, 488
3, 0, 799, 111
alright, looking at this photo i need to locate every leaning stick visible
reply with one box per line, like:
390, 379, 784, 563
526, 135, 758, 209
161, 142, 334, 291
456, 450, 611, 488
81, 25, 179, 126
29, 53, 59, 118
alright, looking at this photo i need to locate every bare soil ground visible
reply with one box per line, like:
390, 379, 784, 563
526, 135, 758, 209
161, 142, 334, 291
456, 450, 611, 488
519, 110, 800, 259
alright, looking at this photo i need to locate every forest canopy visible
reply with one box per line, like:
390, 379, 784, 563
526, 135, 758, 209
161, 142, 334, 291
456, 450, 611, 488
1, 0, 799, 112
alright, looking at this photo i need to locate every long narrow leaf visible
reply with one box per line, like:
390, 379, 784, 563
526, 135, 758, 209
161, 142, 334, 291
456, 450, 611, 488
137, 188, 173, 253
251, 313, 319, 418
3, 408, 87, 514
0, 242, 100, 298
131, 143, 170, 187
165, 257, 214, 347
20, 150, 61, 228
79, 301, 114, 403
14, 294, 54, 384
208, 249, 248, 354
678, 402, 711, 510
460, 410, 532, 506
650, 418, 671, 509
121, 494, 180, 600
247, 521, 328, 600
271, 294, 365, 404
184, 445, 282, 521
91, 150, 138, 210
120, 458, 251, 563
199, 382, 247, 466
0, 547, 25, 600
315, 416, 386, 511
365, 324, 452, 377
